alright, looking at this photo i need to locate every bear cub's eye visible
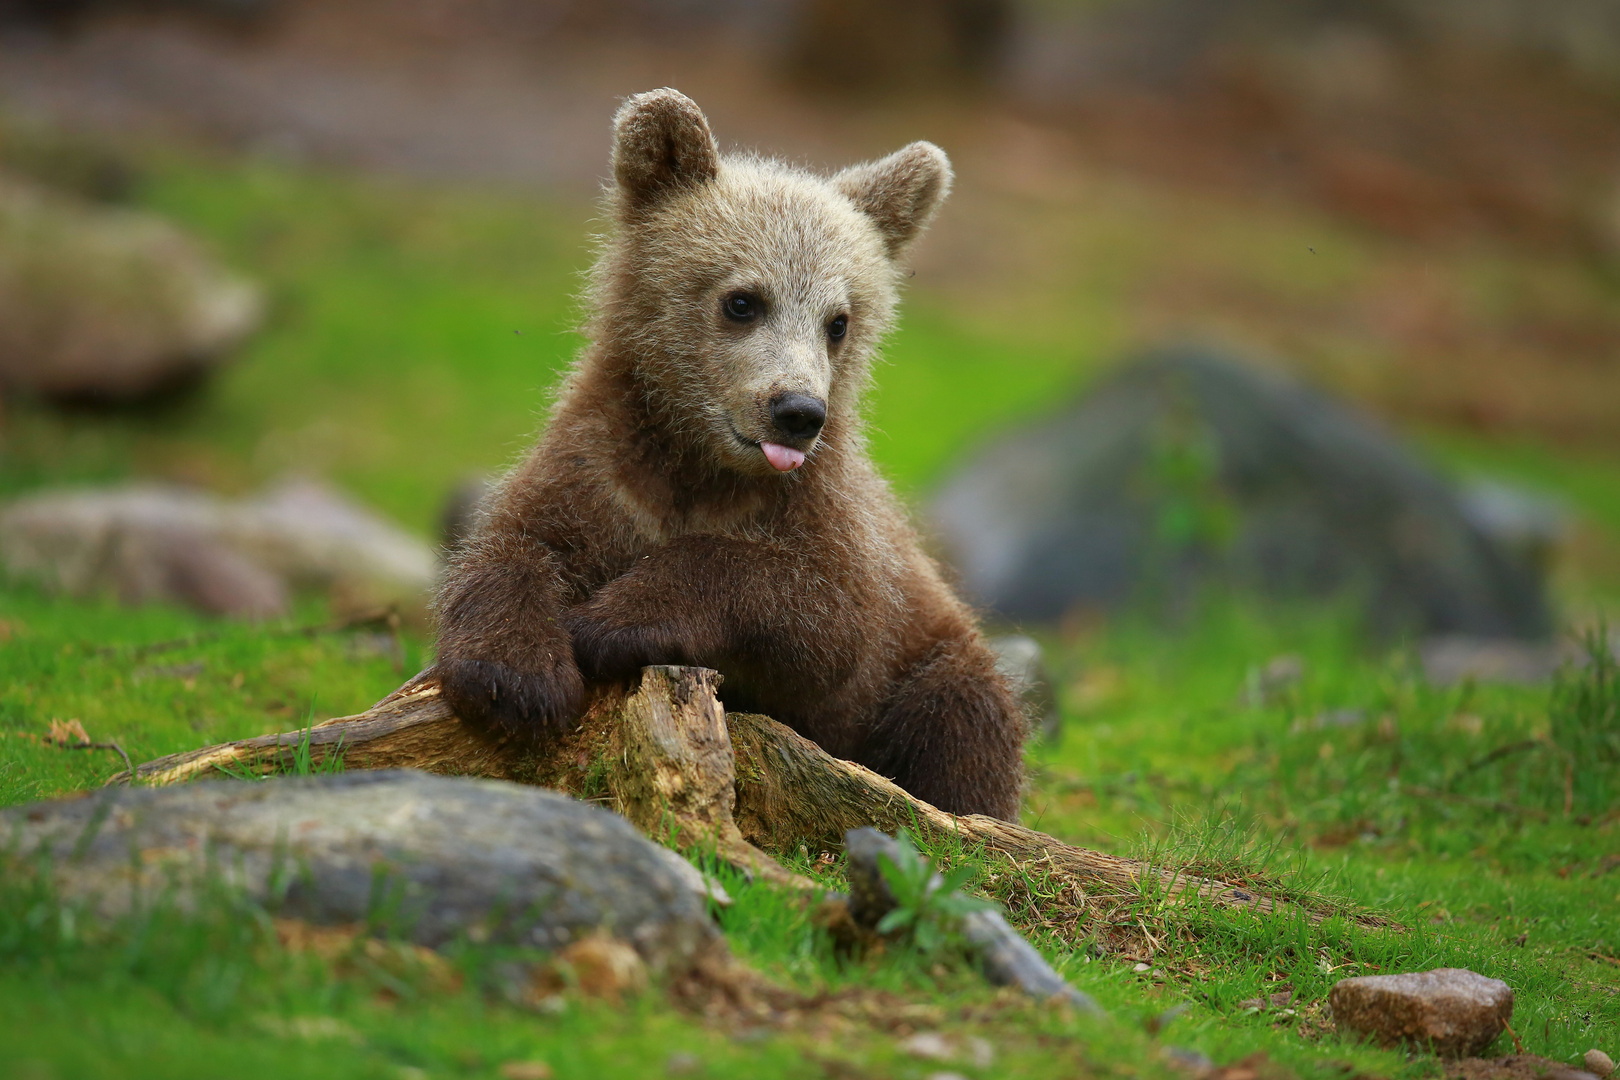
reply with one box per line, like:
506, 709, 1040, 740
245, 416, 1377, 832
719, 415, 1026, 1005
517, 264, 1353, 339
828, 314, 848, 340
723, 293, 758, 321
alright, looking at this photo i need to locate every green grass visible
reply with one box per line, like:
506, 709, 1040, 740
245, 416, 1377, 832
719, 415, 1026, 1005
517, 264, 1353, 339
0, 152, 1113, 532
1018, 599, 1619, 1065
0, 587, 416, 806
0, 862, 824, 1080
5, 587, 1616, 1078
1, 147, 1618, 1077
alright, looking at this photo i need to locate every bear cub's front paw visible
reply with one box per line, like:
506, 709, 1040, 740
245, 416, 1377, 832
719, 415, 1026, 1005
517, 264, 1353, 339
434, 656, 583, 740
564, 610, 688, 683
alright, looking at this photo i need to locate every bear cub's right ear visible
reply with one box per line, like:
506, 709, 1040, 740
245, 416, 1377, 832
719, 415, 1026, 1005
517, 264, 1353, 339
835, 142, 953, 258
612, 89, 720, 210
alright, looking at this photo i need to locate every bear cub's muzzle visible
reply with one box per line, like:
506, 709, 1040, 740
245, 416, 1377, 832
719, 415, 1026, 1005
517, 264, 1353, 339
756, 391, 827, 472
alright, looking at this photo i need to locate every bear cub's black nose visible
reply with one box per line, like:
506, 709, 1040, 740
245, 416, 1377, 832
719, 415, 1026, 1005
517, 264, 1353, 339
770, 393, 827, 441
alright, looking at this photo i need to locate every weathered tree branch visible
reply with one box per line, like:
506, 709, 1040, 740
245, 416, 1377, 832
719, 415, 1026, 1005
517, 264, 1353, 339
119, 667, 1387, 929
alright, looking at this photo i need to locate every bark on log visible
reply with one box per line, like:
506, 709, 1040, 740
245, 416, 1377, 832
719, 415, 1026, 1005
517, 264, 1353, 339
600, 666, 812, 890
727, 711, 1311, 918
118, 667, 1385, 929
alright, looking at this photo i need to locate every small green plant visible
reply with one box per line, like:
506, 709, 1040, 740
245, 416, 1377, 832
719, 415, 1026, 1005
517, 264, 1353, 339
214, 721, 345, 781
875, 830, 995, 954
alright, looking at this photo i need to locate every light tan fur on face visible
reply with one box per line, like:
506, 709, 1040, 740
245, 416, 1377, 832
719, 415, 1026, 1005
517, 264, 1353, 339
586, 90, 952, 479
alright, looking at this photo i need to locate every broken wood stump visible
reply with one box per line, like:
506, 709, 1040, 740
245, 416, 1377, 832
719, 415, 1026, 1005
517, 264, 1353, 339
119, 665, 1387, 929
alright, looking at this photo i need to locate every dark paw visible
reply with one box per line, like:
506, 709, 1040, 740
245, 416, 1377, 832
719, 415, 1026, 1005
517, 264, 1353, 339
564, 611, 686, 683
433, 656, 583, 740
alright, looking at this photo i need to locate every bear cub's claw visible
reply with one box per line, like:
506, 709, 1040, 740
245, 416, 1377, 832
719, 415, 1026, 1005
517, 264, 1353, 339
434, 656, 583, 740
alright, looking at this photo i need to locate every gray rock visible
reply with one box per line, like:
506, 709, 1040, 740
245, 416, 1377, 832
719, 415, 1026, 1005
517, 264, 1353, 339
1330, 967, 1513, 1057
1419, 632, 1620, 686
927, 348, 1550, 639
0, 174, 262, 401
1457, 480, 1570, 575
0, 479, 436, 621
1243, 654, 1304, 707
439, 473, 494, 551
1420, 636, 1564, 686
0, 770, 719, 971
96, 524, 289, 618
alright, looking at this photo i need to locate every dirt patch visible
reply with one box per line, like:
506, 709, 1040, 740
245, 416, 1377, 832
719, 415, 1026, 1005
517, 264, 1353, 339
1447, 1054, 1602, 1080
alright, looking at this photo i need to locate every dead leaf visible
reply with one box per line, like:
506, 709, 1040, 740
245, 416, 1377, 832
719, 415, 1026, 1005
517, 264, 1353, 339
47, 718, 90, 746
530, 934, 647, 1004
498, 1062, 553, 1080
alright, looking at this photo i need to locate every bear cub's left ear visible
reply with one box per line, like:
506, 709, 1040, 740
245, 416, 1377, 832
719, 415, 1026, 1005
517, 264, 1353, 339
835, 142, 953, 258
612, 88, 720, 210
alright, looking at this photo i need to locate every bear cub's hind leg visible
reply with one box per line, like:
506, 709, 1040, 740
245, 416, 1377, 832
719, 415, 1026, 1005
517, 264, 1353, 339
860, 636, 1027, 820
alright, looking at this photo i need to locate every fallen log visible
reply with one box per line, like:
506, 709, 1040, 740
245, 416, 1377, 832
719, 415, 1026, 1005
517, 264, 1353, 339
118, 666, 1386, 929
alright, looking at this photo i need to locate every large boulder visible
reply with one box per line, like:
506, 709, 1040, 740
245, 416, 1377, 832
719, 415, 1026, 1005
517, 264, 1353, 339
0, 173, 262, 401
0, 770, 720, 971
0, 479, 438, 620
928, 349, 1550, 639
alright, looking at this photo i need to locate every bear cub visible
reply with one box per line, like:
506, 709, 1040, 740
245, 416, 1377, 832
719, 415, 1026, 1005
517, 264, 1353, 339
432, 89, 1026, 819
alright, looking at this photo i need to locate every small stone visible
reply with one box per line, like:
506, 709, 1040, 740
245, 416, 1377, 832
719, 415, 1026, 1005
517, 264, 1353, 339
900, 1032, 954, 1061
1236, 989, 1294, 1012
1163, 1046, 1214, 1075
1329, 967, 1512, 1057
1134, 962, 1152, 973
1586, 1050, 1615, 1078
1255, 655, 1304, 705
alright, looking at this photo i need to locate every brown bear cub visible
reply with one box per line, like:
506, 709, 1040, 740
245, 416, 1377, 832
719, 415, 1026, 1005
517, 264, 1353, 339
432, 89, 1026, 820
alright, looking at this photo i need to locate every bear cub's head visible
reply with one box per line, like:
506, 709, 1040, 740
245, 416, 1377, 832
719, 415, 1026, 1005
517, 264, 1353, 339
595, 89, 951, 479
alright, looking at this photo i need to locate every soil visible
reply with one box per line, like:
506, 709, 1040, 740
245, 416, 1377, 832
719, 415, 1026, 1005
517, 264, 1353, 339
1447, 1055, 1603, 1080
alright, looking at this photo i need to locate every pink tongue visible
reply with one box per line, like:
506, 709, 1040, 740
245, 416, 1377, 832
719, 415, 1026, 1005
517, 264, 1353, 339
761, 442, 806, 472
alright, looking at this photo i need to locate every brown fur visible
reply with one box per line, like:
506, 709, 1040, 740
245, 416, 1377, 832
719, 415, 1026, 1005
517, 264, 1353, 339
432, 89, 1026, 819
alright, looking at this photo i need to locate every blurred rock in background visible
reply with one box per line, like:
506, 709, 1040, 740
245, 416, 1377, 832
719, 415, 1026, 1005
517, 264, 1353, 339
439, 473, 494, 553
0, 174, 262, 402
929, 348, 1553, 641
987, 633, 1062, 744
0, 480, 437, 620
1456, 480, 1571, 582
0, 119, 137, 201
